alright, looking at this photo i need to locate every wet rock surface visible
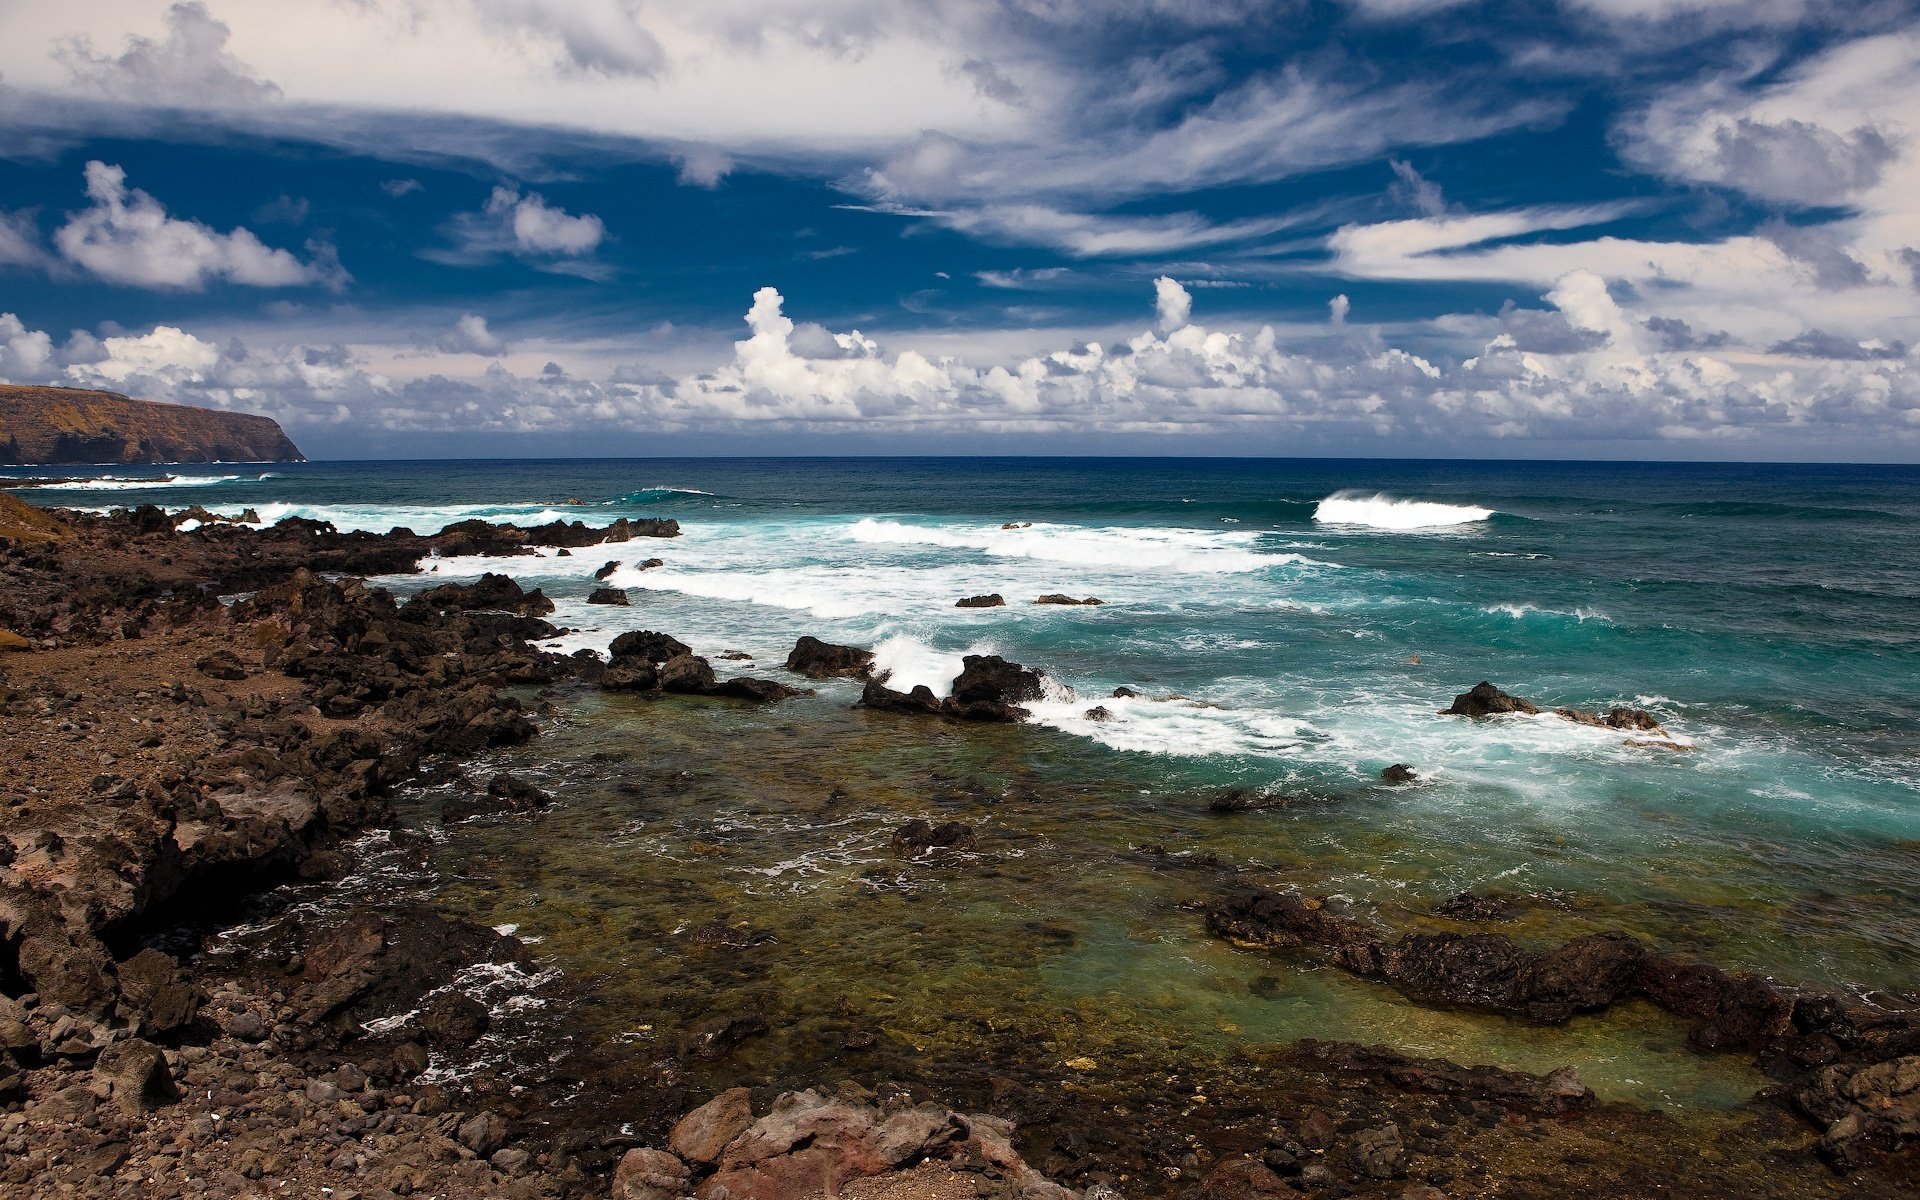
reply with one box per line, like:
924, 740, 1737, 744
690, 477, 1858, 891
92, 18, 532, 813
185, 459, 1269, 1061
860, 654, 1047, 723
1207, 886, 1920, 1162
785, 636, 875, 679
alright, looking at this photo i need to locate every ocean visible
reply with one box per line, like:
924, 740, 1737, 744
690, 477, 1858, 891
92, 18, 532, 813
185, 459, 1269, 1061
13, 456, 1920, 1114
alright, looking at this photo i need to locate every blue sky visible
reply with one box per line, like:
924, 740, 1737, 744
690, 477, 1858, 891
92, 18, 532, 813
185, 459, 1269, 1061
1, 0, 1918, 459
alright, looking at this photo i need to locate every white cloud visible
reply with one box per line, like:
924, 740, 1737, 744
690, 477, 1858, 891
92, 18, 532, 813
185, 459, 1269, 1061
52, 161, 348, 291
1329, 294, 1350, 325
1154, 277, 1193, 331
430, 185, 608, 275
673, 146, 733, 189
0, 211, 48, 270
55, 1, 281, 107
491, 186, 603, 256
6, 275, 1907, 453
438, 313, 508, 356
0, 313, 54, 377
909, 203, 1314, 257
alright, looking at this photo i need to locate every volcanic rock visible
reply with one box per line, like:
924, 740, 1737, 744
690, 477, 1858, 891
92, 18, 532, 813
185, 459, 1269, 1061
955, 594, 1005, 608
892, 819, 978, 856
784, 635, 874, 679
1443, 681, 1539, 717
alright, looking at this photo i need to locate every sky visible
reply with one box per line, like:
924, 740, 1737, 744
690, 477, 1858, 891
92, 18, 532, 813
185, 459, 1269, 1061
1, 1, 1918, 460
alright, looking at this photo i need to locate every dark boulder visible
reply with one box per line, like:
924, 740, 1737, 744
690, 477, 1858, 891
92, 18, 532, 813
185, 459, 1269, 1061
114, 949, 201, 1038
405, 573, 555, 617
955, 594, 1005, 608
859, 679, 946, 716
1794, 1055, 1920, 1170
1443, 681, 1539, 717
608, 630, 691, 664
593, 560, 622, 580
602, 659, 660, 691
951, 654, 1044, 706
1380, 763, 1418, 784
418, 991, 491, 1048
587, 587, 631, 606
785, 635, 874, 679
658, 653, 719, 694
90, 1038, 179, 1114
710, 676, 810, 702
1034, 594, 1103, 605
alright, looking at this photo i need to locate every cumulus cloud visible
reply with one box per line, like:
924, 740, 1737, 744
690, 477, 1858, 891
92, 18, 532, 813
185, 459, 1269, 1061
437, 313, 508, 356
52, 161, 347, 292
1154, 277, 1193, 331
673, 146, 733, 189
56, 2, 280, 107
0, 313, 54, 377
5, 275, 1908, 454
429, 185, 609, 276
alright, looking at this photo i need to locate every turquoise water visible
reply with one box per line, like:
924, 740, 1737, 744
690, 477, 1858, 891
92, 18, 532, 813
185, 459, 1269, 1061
15, 457, 1920, 1109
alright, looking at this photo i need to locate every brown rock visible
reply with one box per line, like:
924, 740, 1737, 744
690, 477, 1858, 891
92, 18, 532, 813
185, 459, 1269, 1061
456, 1110, 509, 1157
614, 1147, 693, 1200
670, 1087, 756, 1167
90, 1038, 179, 1114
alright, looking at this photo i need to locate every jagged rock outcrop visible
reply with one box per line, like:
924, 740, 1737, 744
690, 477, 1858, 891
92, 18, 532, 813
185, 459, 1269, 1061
783, 635, 873, 679
0, 385, 304, 465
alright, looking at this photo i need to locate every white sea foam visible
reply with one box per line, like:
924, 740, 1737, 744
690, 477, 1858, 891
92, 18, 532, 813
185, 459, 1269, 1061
1025, 690, 1317, 757
1313, 492, 1494, 530
30, 472, 254, 491
205, 501, 626, 534
1482, 603, 1610, 623
847, 517, 1305, 573
868, 634, 974, 695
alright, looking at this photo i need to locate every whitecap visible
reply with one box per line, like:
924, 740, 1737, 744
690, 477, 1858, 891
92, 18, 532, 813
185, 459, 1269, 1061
1313, 492, 1494, 530
846, 517, 1312, 573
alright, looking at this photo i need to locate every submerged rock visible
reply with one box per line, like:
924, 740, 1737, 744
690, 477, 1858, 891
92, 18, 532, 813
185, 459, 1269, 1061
1207, 887, 1847, 1052
1034, 593, 1104, 605
892, 819, 978, 856
784, 635, 874, 679
1295, 1040, 1594, 1115
441, 771, 554, 823
1556, 705, 1669, 736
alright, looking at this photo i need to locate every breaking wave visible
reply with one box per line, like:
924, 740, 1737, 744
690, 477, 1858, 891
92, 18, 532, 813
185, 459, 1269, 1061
1313, 492, 1494, 530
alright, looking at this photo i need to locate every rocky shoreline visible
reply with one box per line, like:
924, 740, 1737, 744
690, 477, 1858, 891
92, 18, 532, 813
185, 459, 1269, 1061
2, 498, 1916, 1198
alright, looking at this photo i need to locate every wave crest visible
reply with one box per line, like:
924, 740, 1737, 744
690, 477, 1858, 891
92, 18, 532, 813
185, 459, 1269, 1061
1313, 492, 1494, 530
847, 518, 1315, 573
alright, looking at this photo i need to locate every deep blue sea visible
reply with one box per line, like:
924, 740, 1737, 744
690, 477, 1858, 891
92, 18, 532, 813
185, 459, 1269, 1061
12, 457, 1920, 1108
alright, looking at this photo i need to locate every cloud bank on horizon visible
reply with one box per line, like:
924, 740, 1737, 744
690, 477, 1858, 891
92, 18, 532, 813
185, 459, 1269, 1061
0, 0, 1917, 457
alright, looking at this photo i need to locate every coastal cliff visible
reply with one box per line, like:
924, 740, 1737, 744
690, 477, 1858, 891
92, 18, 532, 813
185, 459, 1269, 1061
0, 384, 304, 465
